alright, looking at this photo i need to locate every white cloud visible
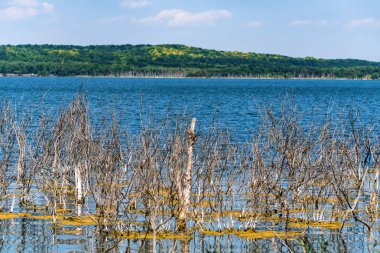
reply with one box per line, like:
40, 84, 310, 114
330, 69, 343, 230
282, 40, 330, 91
246, 20, 262, 28
290, 19, 329, 27
41, 2, 53, 12
348, 18, 380, 29
120, 0, 151, 9
10, 0, 39, 7
137, 9, 232, 27
2, 6, 38, 19
1, 0, 53, 20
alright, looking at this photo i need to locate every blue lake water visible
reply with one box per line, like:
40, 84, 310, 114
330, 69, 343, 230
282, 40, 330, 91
1, 77, 380, 139
0, 77, 380, 252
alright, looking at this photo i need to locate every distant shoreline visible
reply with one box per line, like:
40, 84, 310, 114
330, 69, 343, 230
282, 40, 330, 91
1, 45, 379, 81
0, 74, 377, 81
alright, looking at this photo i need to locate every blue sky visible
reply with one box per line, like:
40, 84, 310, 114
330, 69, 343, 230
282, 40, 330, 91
1, 0, 380, 61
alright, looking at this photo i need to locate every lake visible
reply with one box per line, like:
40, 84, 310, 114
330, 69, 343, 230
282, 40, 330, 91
2, 77, 380, 137
0, 77, 380, 252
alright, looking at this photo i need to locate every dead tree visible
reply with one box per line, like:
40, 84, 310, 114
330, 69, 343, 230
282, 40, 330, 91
176, 118, 196, 232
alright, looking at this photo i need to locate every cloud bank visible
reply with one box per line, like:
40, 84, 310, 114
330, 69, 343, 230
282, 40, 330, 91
348, 18, 380, 29
1, 0, 53, 20
120, 0, 152, 9
290, 19, 328, 27
137, 9, 232, 27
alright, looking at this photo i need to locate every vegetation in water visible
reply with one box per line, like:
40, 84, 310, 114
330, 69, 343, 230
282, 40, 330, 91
0, 44, 380, 79
0, 91, 380, 252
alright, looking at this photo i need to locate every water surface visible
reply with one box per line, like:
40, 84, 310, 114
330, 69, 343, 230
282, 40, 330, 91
0, 77, 379, 253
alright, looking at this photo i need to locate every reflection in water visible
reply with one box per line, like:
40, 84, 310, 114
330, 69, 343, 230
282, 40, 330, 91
0, 78, 380, 252
0, 209, 379, 252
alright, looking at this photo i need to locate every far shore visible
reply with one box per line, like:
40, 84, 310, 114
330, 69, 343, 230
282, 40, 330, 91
0, 73, 378, 81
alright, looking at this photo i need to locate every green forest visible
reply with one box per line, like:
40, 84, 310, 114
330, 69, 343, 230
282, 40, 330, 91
0, 44, 379, 79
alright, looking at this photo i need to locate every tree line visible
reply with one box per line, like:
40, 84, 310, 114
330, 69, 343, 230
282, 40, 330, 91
0, 44, 379, 79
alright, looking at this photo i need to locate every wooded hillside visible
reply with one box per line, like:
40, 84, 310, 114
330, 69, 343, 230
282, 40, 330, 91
0, 44, 379, 79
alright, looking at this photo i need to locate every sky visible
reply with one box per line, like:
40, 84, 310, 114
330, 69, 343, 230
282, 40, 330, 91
1, 0, 380, 61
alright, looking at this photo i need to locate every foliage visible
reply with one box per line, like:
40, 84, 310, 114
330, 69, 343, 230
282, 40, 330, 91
0, 44, 379, 79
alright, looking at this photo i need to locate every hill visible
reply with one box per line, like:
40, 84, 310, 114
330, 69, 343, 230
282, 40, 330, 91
0, 44, 379, 79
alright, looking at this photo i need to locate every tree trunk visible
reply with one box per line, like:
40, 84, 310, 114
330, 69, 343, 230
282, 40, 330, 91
177, 118, 196, 232
75, 162, 83, 205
